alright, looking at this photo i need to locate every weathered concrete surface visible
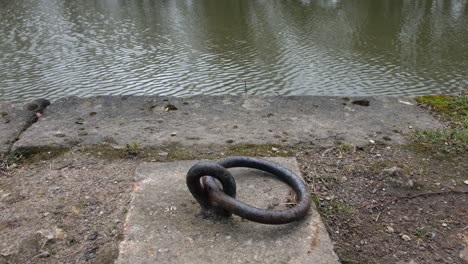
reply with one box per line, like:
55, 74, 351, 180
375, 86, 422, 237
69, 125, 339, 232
12, 96, 443, 151
0, 99, 49, 154
116, 157, 339, 264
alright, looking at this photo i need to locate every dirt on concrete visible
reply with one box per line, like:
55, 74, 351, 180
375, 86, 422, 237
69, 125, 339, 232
12, 95, 442, 152
0, 143, 466, 264
0, 150, 136, 264
0, 99, 49, 154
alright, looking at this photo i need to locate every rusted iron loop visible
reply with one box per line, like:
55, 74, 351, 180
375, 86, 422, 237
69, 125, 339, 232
186, 162, 237, 217
186, 156, 312, 225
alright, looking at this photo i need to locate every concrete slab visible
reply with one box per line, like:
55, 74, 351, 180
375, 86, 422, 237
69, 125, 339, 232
12, 95, 442, 151
116, 157, 339, 264
0, 99, 49, 154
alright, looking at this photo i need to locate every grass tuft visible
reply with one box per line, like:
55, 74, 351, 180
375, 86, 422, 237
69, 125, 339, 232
413, 95, 467, 153
411, 129, 467, 153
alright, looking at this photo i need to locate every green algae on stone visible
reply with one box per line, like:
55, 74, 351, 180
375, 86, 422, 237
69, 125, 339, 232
125, 142, 143, 156
9, 146, 70, 164
103, 136, 118, 145
415, 95, 468, 128
84, 143, 296, 162
25, 103, 39, 111
164, 104, 178, 111
351, 99, 370, 106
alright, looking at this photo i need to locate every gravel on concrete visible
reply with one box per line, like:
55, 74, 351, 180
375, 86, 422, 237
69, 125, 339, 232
0, 99, 49, 154
12, 95, 442, 152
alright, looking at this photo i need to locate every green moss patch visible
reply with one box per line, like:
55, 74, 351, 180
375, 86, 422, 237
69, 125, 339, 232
84, 143, 297, 162
4, 146, 69, 165
415, 95, 468, 128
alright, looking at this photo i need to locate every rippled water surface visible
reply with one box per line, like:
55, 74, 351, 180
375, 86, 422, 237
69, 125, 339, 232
0, 0, 467, 101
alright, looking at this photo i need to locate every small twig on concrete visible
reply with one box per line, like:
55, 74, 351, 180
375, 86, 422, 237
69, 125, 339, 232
313, 132, 346, 144
375, 211, 382, 222
317, 177, 338, 182
360, 189, 468, 209
340, 257, 361, 264
395, 190, 468, 200
311, 169, 322, 208
321, 147, 334, 157
314, 168, 329, 184
358, 202, 378, 210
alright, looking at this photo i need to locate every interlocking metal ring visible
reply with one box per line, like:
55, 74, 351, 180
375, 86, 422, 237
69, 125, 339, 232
186, 156, 312, 225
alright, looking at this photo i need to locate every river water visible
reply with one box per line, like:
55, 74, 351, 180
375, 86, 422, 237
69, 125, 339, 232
0, 0, 467, 101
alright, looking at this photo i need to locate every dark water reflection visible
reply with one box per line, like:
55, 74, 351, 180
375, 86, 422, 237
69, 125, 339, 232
0, 0, 467, 101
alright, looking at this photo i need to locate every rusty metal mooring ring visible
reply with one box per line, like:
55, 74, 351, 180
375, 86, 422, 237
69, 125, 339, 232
186, 156, 312, 225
